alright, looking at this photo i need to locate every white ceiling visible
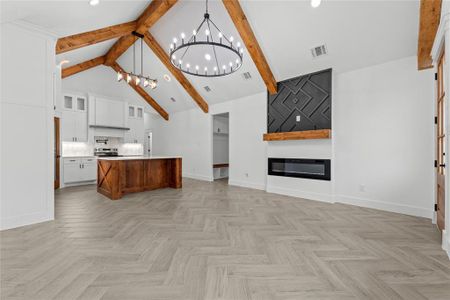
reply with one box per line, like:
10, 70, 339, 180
2, 0, 421, 115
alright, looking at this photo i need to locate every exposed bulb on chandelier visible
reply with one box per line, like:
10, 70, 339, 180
205, 29, 210, 36
230, 36, 234, 42
181, 32, 185, 39
149, 80, 157, 89
205, 53, 211, 61
126, 74, 131, 83
117, 72, 123, 82
143, 79, 149, 87
135, 76, 140, 85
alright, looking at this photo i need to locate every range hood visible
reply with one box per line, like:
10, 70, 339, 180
89, 125, 130, 130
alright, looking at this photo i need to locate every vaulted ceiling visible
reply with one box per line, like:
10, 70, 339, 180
2, 0, 422, 117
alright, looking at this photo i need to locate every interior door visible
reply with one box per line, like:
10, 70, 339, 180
54, 117, 60, 189
436, 49, 446, 231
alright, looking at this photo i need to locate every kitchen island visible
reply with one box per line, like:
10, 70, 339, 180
97, 156, 182, 200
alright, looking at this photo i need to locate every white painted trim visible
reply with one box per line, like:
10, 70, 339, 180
443, 230, 450, 259
335, 195, 432, 219
1, 211, 51, 231
266, 186, 333, 203
229, 180, 265, 190
183, 173, 213, 182
431, 13, 450, 62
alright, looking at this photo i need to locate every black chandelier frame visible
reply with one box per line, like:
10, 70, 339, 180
169, 0, 244, 78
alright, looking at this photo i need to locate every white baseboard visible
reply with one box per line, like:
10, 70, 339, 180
1, 211, 53, 231
443, 230, 450, 260
335, 195, 432, 219
183, 173, 213, 182
228, 180, 265, 190
266, 185, 333, 203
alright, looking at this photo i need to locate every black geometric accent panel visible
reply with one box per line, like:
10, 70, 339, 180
268, 69, 332, 133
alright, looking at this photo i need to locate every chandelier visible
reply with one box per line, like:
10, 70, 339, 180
169, 0, 244, 77
117, 32, 157, 89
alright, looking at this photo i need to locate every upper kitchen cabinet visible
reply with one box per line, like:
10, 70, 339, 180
63, 94, 86, 112
128, 105, 144, 119
90, 97, 126, 128
124, 106, 145, 144
61, 109, 88, 142
62, 93, 88, 142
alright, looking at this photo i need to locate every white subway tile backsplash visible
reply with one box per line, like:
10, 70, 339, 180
119, 143, 144, 156
62, 142, 93, 157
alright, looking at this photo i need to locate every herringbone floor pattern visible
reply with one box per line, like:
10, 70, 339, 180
1, 179, 450, 300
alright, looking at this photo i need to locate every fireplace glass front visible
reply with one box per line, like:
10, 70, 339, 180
268, 158, 331, 181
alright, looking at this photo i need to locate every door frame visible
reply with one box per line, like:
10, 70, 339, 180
436, 49, 446, 231
54, 117, 60, 189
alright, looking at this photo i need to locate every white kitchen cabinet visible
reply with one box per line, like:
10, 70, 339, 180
128, 105, 144, 119
63, 157, 96, 184
95, 97, 125, 127
63, 158, 81, 183
61, 110, 87, 142
81, 157, 96, 181
63, 94, 86, 112
124, 117, 144, 144
136, 106, 143, 119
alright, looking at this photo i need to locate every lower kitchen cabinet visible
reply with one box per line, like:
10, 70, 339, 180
63, 157, 96, 184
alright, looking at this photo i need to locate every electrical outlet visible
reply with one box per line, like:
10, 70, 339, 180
296, 115, 301, 122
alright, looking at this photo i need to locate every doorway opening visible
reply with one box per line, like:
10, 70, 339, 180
212, 113, 229, 183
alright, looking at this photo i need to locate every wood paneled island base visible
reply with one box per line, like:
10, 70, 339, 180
97, 157, 182, 200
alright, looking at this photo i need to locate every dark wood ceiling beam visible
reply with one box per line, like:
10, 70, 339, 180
110, 62, 169, 120
104, 0, 178, 66
56, 21, 137, 54
418, 0, 442, 70
222, 0, 277, 94
61, 56, 106, 79
143, 32, 209, 113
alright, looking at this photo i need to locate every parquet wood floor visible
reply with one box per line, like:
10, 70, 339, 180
1, 179, 449, 299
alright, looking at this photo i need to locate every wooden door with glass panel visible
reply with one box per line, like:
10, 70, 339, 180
436, 50, 445, 231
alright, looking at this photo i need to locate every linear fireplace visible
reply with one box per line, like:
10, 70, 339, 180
268, 158, 331, 181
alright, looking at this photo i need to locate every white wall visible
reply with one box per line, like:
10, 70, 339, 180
1, 22, 56, 230
151, 93, 267, 188
151, 56, 434, 219
334, 56, 434, 218
267, 139, 333, 202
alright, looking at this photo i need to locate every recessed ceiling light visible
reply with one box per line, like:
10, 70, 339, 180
163, 74, 171, 82
89, 0, 100, 6
311, 0, 321, 8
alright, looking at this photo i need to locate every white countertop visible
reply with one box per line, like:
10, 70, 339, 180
97, 156, 181, 161
62, 156, 96, 158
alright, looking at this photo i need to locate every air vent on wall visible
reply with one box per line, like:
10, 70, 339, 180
242, 72, 252, 80
204, 86, 211, 92
311, 44, 328, 58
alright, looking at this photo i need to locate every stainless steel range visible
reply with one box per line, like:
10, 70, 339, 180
94, 148, 121, 157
